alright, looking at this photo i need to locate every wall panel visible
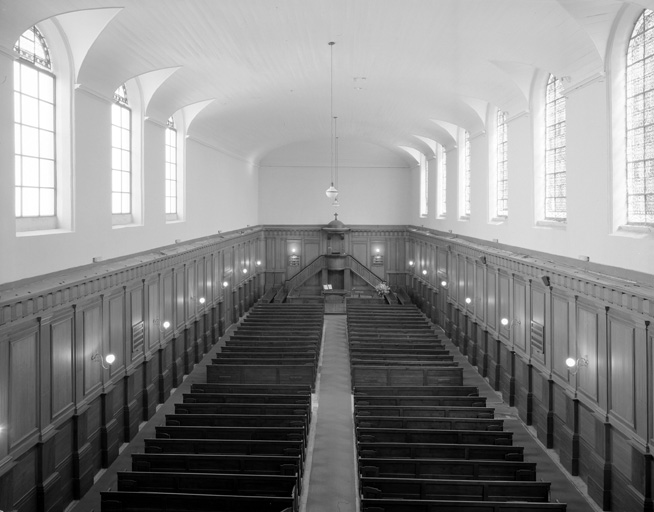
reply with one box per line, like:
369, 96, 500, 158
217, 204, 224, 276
9, 330, 38, 449
609, 315, 636, 428
51, 315, 74, 419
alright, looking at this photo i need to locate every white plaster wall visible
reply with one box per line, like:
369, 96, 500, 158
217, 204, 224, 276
0, 79, 258, 285
408, 79, 654, 276
258, 139, 412, 225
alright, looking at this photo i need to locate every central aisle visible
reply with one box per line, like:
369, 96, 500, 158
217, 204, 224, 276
304, 314, 358, 512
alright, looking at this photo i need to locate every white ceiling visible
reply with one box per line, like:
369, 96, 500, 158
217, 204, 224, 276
0, 0, 641, 164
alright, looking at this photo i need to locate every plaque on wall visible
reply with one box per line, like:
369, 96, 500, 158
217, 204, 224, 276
288, 254, 300, 267
132, 320, 145, 352
372, 254, 384, 266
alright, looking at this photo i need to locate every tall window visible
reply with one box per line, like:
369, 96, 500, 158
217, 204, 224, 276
165, 117, 178, 215
419, 152, 428, 217
496, 110, 508, 217
545, 74, 567, 220
626, 9, 654, 225
14, 26, 55, 218
112, 85, 131, 215
463, 131, 471, 216
437, 144, 447, 217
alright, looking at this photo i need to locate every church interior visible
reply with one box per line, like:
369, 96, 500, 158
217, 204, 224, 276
2, 1, 654, 511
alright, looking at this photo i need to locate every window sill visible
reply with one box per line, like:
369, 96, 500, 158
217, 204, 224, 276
489, 216, 507, 225
458, 215, 470, 222
536, 219, 566, 230
17, 227, 72, 237
613, 225, 654, 238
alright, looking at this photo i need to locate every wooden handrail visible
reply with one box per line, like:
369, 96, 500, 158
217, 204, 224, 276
346, 255, 383, 287
285, 255, 326, 293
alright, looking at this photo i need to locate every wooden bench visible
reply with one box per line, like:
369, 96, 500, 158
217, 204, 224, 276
220, 348, 318, 356
355, 405, 494, 419
132, 452, 302, 477
356, 427, 512, 445
144, 438, 304, 458
349, 348, 450, 357
183, 393, 311, 405
360, 476, 551, 502
351, 359, 458, 367
116, 470, 298, 499
354, 396, 486, 408
354, 416, 504, 431
102, 490, 296, 512
174, 402, 310, 418
353, 386, 478, 397
358, 457, 537, 481
190, 383, 311, 395
351, 366, 464, 387
356, 441, 523, 461
206, 364, 316, 389
165, 414, 308, 432
360, 497, 566, 511
228, 335, 320, 342
350, 342, 446, 351
212, 357, 317, 367
156, 425, 306, 444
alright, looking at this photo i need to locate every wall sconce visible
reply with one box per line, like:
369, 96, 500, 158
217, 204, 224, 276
190, 296, 206, 305
465, 297, 472, 304
242, 268, 248, 274
566, 356, 589, 375
256, 260, 261, 266
422, 269, 428, 276
501, 317, 521, 328
541, 275, 551, 287
222, 281, 229, 288
440, 280, 447, 287
153, 318, 171, 332
91, 352, 116, 369
408, 260, 414, 267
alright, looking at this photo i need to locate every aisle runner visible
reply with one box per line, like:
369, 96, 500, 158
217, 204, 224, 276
304, 315, 357, 512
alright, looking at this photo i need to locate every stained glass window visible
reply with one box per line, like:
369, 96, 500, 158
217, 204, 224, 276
545, 75, 567, 220
419, 152, 428, 217
626, 9, 654, 225
464, 132, 471, 216
165, 117, 177, 215
497, 110, 508, 217
438, 144, 447, 216
14, 26, 56, 218
111, 85, 131, 214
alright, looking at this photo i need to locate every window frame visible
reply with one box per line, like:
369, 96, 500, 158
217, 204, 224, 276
544, 74, 567, 221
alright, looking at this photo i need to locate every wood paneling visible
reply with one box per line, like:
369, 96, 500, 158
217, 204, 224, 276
108, 294, 124, 368
487, 269, 496, 330
82, 305, 102, 396
498, 272, 509, 339
577, 303, 599, 402
9, 330, 38, 448
51, 316, 74, 419
609, 315, 636, 427
513, 279, 526, 352
175, 269, 185, 329
551, 293, 571, 379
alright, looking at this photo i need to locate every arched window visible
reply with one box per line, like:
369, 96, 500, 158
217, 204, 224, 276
419, 152, 428, 217
496, 110, 508, 218
112, 84, 131, 216
544, 74, 567, 220
14, 26, 55, 218
626, 9, 654, 225
463, 131, 471, 217
437, 144, 447, 217
165, 117, 178, 216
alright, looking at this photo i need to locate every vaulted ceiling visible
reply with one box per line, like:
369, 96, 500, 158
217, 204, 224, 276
0, 0, 644, 164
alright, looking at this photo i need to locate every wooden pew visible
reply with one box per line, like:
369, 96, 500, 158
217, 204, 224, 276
211, 357, 317, 367
351, 366, 464, 387
101, 491, 296, 512
206, 364, 316, 389
359, 497, 566, 511
132, 452, 301, 477
358, 457, 537, 481
356, 427, 513, 446
165, 413, 308, 432
219, 349, 317, 357
354, 416, 504, 431
190, 383, 311, 395
144, 438, 304, 458
156, 425, 306, 444
349, 348, 450, 357
353, 386, 478, 397
360, 476, 551, 502
183, 392, 311, 405
227, 335, 320, 342
351, 359, 458, 367
354, 396, 486, 408
356, 441, 523, 461
174, 402, 310, 418
116, 471, 298, 500
349, 342, 446, 351
355, 405, 494, 419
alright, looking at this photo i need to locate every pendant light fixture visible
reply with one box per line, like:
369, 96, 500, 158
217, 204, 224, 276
332, 116, 340, 207
325, 41, 338, 203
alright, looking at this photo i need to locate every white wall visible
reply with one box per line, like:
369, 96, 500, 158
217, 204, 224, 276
408, 79, 654, 276
258, 139, 412, 225
0, 62, 259, 285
